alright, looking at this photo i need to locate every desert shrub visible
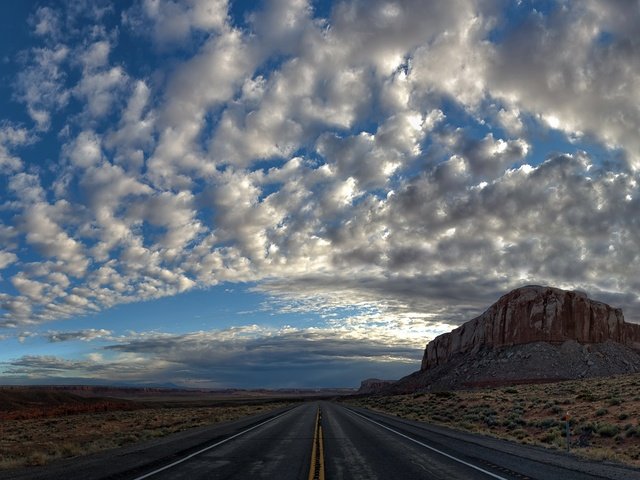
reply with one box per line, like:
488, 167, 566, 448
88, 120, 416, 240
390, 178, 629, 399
512, 428, 528, 440
463, 413, 481, 423
536, 418, 558, 429
618, 413, 629, 421
504, 388, 518, 394
576, 390, 597, 401
433, 391, 456, 399
597, 424, 620, 438
432, 414, 450, 423
595, 408, 608, 417
541, 430, 560, 443
27, 452, 48, 466
608, 398, 621, 406
484, 415, 497, 427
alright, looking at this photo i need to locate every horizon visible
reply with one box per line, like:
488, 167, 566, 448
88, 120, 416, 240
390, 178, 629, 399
1, 0, 640, 389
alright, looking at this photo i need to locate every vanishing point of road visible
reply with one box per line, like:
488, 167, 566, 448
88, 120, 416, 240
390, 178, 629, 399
2, 401, 639, 480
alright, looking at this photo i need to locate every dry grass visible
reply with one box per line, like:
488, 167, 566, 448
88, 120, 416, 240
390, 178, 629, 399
0, 401, 291, 469
346, 373, 640, 467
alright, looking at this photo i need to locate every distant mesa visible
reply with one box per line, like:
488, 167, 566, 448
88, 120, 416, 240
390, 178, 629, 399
423, 285, 640, 370
357, 378, 396, 394
393, 285, 640, 392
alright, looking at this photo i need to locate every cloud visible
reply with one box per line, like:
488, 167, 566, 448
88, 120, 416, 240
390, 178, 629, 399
46, 328, 112, 342
124, 0, 229, 48
2, 325, 422, 387
0, 125, 31, 174
14, 44, 70, 130
2, 0, 640, 349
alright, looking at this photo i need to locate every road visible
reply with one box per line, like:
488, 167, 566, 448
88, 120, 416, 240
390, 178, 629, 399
2, 401, 640, 479
132, 402, 317, 480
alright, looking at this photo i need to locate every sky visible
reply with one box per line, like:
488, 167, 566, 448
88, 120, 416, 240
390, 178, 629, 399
1, 0, 640, 389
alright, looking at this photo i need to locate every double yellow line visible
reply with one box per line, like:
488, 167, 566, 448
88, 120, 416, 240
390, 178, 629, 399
308, 407, 325, 480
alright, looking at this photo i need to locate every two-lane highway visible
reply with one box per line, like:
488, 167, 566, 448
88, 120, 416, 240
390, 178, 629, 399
4, 401, 640, 479
126, 401, 640, 480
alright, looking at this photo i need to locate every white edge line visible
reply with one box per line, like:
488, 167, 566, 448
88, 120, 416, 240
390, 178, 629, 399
349, 409, 509, 480
133, 407, 295, 480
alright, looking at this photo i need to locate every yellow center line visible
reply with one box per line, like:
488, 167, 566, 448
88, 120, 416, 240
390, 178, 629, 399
318, 422, 325, 480
308, 407, 325, 480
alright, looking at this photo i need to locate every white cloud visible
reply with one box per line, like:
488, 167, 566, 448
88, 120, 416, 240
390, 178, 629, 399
80, 40, 111, 70
0, 125, 31, 174
0, 251, 17, 270
32, 6, 61, 38
74, 66, 127, 119
2, 0, 640, 340
47, 328, 112, 342
15, 45, 70, 130
124, 0, 229, 48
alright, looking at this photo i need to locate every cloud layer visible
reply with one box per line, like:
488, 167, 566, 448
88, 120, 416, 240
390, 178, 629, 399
1, 0, 640, 386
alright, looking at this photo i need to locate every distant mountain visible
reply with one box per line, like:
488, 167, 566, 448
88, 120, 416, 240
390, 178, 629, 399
392, 285, 640, 392
357, 378, 396, 394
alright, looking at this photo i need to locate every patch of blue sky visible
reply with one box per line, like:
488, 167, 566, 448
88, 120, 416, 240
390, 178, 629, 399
228, 0, 263, 29
487, 0, 559, 44
0, 3, 32, 111
0, 334, 94, 365
518, 112, 626, 170
229, 0, 333, 29
310, 0, 333, 21
595, 31, 615, 47
31, 282, 319, 338
113, 28, 159, 81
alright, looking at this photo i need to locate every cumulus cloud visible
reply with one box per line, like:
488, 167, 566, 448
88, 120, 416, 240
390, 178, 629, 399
123, 0, 229, 48
14, 44, 70, 130
2, 1, 640, 386
0, 125, 32, 174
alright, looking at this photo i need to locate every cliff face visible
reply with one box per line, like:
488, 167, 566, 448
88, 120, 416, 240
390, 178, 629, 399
422, 285, 640, 370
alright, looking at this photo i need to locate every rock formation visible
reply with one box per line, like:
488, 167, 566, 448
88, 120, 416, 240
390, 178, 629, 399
357, 378, 396, 394
422, 285, 640, 371
389, 286, 640, 393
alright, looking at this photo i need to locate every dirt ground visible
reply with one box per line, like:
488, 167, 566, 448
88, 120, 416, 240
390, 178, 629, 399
347, 373, 640, 467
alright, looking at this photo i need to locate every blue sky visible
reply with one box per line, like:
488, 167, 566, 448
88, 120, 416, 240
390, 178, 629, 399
1, 0, 640, 388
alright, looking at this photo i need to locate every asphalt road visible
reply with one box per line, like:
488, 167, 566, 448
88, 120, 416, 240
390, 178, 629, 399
133, 402, 317, 480
3, 401, 640, 479
322, 403, 636, 480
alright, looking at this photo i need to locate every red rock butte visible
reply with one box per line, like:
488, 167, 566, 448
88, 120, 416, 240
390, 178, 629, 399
422, 285, 640, 371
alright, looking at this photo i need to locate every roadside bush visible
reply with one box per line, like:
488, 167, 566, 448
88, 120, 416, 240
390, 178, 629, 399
484, 415, 497, 427
541, 430, 560, 444
550, 405, 563, 414
433, 391, 456, 399
597, 424, 620, 438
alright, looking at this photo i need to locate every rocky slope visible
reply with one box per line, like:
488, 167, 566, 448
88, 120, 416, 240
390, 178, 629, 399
392, 286, 640, 392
